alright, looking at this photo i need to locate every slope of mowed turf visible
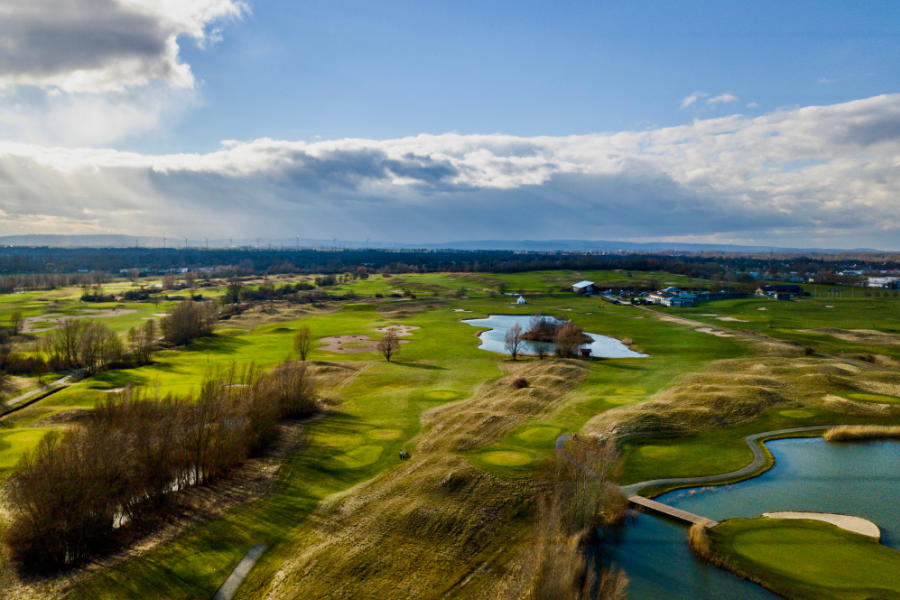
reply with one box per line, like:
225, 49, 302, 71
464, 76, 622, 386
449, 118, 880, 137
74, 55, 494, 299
709, 517, 900, 600
0, 427, 54, 473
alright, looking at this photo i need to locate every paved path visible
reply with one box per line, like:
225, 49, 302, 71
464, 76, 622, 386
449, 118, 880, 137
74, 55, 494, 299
617, 425, 833, 496
212, 545, 267, 600
0, 371, 80, 418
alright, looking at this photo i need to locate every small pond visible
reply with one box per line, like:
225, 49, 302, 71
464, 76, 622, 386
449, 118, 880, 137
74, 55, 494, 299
602, 438, 900, 599
462, 314, 647, 358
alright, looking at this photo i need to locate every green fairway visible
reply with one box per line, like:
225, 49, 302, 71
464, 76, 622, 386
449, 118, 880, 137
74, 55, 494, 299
709, 517, 900, 599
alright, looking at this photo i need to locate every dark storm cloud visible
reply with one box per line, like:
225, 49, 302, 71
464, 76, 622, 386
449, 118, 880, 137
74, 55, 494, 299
0, 1, 165, 78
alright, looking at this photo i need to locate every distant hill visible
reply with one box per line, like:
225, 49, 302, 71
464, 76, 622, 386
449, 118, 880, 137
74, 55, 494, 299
0, 234, 884, 254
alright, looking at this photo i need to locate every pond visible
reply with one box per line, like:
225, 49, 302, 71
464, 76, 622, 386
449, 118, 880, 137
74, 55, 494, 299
462, 314, 647, 358
602, 438, 900, 599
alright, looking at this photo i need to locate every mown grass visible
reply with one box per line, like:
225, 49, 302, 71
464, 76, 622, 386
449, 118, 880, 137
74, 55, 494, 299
707, 517, 900, 599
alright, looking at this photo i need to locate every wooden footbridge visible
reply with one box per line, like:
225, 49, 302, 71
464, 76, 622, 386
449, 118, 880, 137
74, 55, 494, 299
628, 495, 718, 527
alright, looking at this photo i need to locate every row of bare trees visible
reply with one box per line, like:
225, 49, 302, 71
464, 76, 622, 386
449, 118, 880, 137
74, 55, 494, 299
42, 319, 124, 374
4, 360, 316, 571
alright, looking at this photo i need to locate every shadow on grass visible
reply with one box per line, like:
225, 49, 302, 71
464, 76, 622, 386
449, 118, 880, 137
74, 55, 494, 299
392, 361, 447, 370
184, 335, 251, 355
88, 370, 151, 389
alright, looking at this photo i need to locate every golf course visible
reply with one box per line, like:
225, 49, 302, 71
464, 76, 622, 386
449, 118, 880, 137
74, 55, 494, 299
1, 269, 899, 599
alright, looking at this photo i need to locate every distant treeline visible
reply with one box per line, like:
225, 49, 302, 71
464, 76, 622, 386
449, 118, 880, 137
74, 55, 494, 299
0, 247, 897, 280
4, 361, 316, 571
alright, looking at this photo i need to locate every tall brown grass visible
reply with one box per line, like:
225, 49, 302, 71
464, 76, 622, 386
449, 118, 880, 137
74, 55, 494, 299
824, 425, 900, 442
528, 439, 628, 600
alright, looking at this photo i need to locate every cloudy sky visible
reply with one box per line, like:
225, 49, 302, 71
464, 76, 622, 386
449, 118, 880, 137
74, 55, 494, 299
0, 1, 898, 249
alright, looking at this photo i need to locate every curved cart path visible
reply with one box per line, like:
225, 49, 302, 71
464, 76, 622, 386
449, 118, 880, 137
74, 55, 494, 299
556, 425, 834, 497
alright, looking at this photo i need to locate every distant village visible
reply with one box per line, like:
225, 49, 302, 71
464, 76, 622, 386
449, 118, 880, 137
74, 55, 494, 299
571, 272, 898, 307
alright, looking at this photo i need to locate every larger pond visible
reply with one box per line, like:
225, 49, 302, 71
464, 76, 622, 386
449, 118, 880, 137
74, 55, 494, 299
462, 314, 647, 358
602, 438, 900, 599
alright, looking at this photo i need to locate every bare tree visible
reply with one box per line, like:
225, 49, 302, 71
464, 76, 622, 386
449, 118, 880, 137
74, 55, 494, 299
554, 321, 583, 358
161, 301, 216, 346
376, 329, 400, 362
294, 325, 312, 361
9, 311, 23, 335
504, 323, 524, 360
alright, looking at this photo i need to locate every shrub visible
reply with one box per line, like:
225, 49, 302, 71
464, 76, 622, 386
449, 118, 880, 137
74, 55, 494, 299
161, 301, 217, 345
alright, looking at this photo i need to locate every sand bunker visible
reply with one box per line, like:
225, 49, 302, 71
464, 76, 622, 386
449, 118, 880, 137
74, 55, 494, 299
763, 511, 880, 538
452, 308, 472, 313
319, 334, 410, 353
374, 324, 420, 337
695, 327, 733, 338
717, 316, 748, 322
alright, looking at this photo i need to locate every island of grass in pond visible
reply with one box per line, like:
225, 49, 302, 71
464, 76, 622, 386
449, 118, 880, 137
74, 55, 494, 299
708, 517, 900, 600
462, 314, 647, 358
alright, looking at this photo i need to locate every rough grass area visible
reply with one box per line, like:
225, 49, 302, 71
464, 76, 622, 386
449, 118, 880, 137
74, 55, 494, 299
706, 517, 900, 600
249, 360, 590, 600
824, 424, 900, 442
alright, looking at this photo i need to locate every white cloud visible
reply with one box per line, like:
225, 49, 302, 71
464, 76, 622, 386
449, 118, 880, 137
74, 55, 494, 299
0, 0, 245, 145
680, 91, 708, 109
746, 101, 759, 108
0, 95, 899, 248
682, 91, 743, 109
0, 0, 247, 93
708, 93, 739, 105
